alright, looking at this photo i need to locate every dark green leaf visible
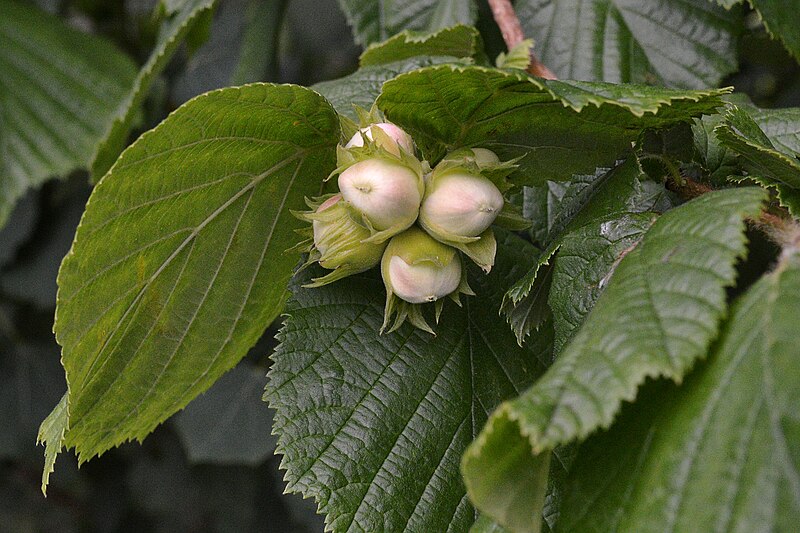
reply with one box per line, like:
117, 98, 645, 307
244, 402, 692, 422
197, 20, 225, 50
267, 231, 553, 532
377, 65, 728, 184
716, 105, 800, 216
463, 188, 767, 533
559, 249, 800, 532
516, 0, 742, 89
39, 84, 339, 489
0, 0, 137, 226
359, 25, 480, 66
337, 0, 477, 46
91, 0, 216, 178
750, 0, 800, 61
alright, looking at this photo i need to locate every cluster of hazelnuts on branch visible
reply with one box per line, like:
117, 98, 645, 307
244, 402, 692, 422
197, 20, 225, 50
296, 115, 526, 334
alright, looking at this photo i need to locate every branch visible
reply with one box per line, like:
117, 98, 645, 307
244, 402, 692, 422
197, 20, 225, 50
487, 0, 557, 79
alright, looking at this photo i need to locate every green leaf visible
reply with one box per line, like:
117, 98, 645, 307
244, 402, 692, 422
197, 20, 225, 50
313, 56, 462, 121
174, 363, 276, 465
558, 249, 800, 532
337, 0, 477, 46
377, 65, 728, 184
463, 188, 766, 533
749, 106, 800, 156
516, 0, 742, 89
548, 213, 656, 352
91, 0, 216, 178
266, 231, 553, 533
504, 157, 672, 343
0, 0, 137, 226
750, 0, 800, 61
38, 84, 339, 485
471, 515, 514, 533
716, 105, 800, 216
359, 25, 480, 67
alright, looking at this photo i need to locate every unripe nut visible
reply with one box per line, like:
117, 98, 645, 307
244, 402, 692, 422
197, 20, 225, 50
420, 171, 504, 238
345, 122, 415, 157
382, 227, 461, 304
310, 194, 384, 273
338, 158, 421, 232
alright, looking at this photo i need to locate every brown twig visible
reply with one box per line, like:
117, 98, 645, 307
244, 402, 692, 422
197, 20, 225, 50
487, 0, 557, 79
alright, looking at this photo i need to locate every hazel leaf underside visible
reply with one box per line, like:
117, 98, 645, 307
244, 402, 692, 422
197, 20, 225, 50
38, 84, 339, 488
516, 0, 742, 89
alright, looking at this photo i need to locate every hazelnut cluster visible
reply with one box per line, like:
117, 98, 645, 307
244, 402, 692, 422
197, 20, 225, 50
297, 118, 524, 333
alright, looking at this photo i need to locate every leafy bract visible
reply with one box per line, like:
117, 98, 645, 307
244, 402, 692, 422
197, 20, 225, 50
337, 0, 477, 46
91, 0, 216, 178
313, 56, 461, 121
360, 25, 480, 66
750, 0, 800, 61
38, 84, 339, 489
463, 188, 766, 532
174, 363, 276, 465
716, 106, 800, 216
559, 249, 800, 532
377, 65, 728, 184
0, 0, 137, 227
516, 0, 741, 89
267, 231, 553, 533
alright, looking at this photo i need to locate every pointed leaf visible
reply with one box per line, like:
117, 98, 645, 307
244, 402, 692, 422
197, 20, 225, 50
267, 231, 553, 532
516, 0, 742, 89
559, 249, 800, 532
39, 84, 339, 483
359, 25, 480, 67
750, 0, 800, 61
0, 0, 137, 226
377, 65, 728, 184
463, 188, 767, 532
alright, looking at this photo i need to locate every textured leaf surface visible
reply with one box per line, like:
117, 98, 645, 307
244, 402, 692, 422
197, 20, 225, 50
559, 249, 800, 532
39, 84, 339, 480
313, 56, 460, 121
516, 0, 741, 89
463, 188, 766, 532
359, 25, 480, 66
504, 158, 671, 343
337, 0, 477, 46
0, 0, 136, 226
174, 363, 276, 465
267, 232, 553, 533
378, 65, 727, 184
91, 0, 216, 178
716, 106, 800, 216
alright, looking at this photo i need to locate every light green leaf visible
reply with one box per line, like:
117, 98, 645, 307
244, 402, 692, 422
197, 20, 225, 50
559, 249, 800, 532
464, 188, 767, 533
91, 0, 216, 178
716, 105, 800, 216
496, 39, 533, 70
313, 56, 462, 121
360, 25, 480, 67
337, 0, 477, 46
174, 363, 276, 465
39, 84, 339, 485
471, 515, 514, 533
750, 0, 800, 61
0, 0, 137, 226
377, 65, 728, 184
516, 0, 742, 89
267, 231, 553, 533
